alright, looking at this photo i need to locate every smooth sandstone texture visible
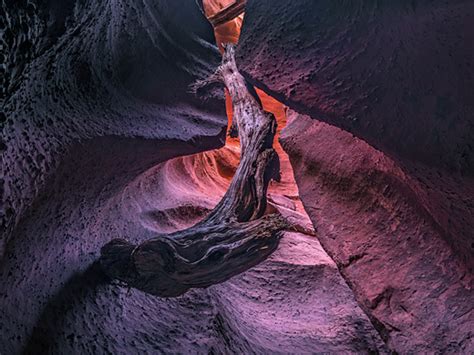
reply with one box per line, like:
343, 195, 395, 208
280, 111, 473, 353
235, 3, 473, 352
0, 128, 386, 353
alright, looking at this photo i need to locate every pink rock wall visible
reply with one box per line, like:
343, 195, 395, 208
236, 1, 474, 352
236, 0, 474, 268
2, 0, 473, 353
280, 111, 473, 353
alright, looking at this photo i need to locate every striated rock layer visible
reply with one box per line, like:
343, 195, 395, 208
0, 120, 386, 353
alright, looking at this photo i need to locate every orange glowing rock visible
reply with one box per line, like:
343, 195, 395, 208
198, 0, 305, 219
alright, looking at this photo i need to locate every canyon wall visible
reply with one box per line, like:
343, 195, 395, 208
1, 1, 387, 353
2, 0, 473, 353
237, 0, 474, 267
1, 0, 227, 258
280, 111, 473, 353
236, 1, 473, 352
1, 0, 225, 352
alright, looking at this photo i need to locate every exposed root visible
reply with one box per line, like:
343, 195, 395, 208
100, 44, 287, 297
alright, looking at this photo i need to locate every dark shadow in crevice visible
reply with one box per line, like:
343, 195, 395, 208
23, 261, 110, 355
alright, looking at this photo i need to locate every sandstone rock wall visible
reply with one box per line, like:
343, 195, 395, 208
237, 0, 474, 267
1, 0, 227, 258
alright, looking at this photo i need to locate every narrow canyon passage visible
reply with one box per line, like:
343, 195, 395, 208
0, 1, 385, 353
1, 0, 472, 353
186, 0, 314, 235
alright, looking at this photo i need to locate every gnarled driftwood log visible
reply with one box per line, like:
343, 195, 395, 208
100, 44, 288, 297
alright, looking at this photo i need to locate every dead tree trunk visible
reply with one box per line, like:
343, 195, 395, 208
207, 0, 247, 28
100, 44, 288, 297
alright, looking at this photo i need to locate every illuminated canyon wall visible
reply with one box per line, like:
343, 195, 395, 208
237, 0, 474, 265
237, 0, 474, 353
1, 0, 473, 353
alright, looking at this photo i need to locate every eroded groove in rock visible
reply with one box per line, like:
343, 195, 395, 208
280, 110, 474, 353
1, 1, 228, 352
100, 44, 288, 297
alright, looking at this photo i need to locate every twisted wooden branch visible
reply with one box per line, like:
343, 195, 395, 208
207, 0, 247, 28
100, 44, 288, 297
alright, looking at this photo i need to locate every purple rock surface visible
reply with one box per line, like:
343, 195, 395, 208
1, 0, 473, 353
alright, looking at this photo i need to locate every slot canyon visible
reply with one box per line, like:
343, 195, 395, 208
1, 0, 473, 353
